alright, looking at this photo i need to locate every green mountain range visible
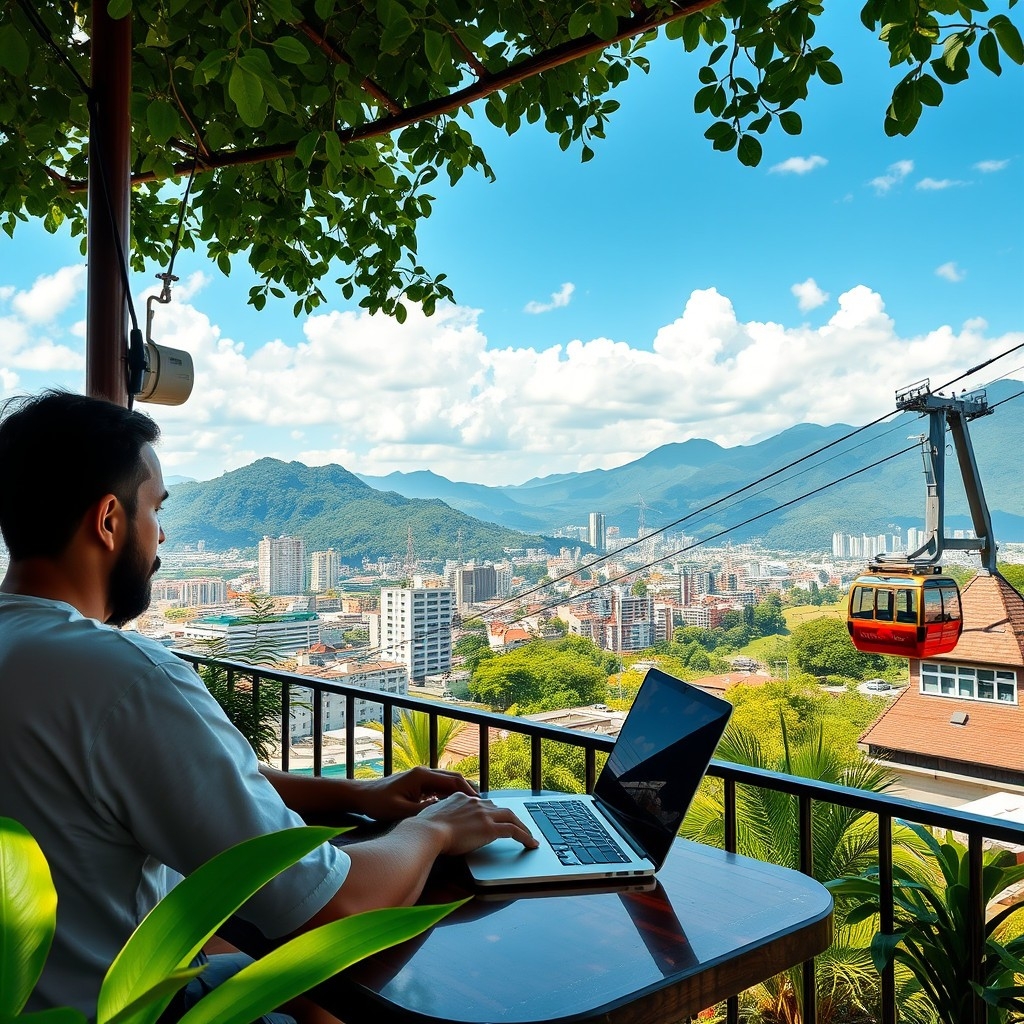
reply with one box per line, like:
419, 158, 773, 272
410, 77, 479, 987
164, 381, 1024, 559
358, 380, 1024, 552
162, 459, 560, 563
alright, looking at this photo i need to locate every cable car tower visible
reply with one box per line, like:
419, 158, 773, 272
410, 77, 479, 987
847, 380, 997, 659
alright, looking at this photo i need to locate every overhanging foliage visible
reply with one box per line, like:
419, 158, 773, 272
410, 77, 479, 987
0, 0, 1020, 318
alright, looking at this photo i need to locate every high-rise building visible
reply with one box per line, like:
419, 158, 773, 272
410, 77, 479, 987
309, 548, 340, 593
451, 564, 498, 609
371, 587, 454, 682
604, 587, 655, 653
588, 512, 607, 554
832, 532, 846, 559
258, 535, 305, 595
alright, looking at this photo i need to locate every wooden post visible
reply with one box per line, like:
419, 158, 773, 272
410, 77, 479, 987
85, 2, 132, 406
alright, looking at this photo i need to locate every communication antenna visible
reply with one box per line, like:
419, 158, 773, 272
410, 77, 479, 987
405, 525, 416, 572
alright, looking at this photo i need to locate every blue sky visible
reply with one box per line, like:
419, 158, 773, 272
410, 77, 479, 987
1, 6, 1022, 487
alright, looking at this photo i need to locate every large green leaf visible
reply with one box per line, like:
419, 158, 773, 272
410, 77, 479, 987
96, 826, 342, 1024
177, 901, 465, 1024
0, 817, 58, 1018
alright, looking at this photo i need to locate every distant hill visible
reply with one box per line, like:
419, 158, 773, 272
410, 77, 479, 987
161, 459, 561, 562
362, 379, 1024, 550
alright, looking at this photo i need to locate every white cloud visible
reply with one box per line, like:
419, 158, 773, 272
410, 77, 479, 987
770, 155, 827, 175
791, 278, 829, 312
0, 286, 14, 302
6, 268, 1017, 490
916, 178, 967, 190
524, 282, 575, 314
140, 282, 1022, 488
975, 159, 1009, 173
870, 160, 914, 194
11, 265, 86, 323
936, 262, 966, 283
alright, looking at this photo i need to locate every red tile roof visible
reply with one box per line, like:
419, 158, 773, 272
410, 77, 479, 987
692, 672, 772, 694
947, 572, 1024, 668
859, 684, 1024, 774
860, 572, 1024, 775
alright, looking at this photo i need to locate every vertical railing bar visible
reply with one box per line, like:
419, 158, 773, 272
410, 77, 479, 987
226, 666, 235, 695
312, 687, 323, 778
969, 831, 985, 1024
724, 778, 737, 854
429, 713, 439, 770
479, 723, 490, 793
383, 700, 394, 777
251, 673, 261, 730
724, 775, 738, 1024
585, 746, 596, 794
878, 814, 896, 1024
531, 735, 542, 792
799, 792, 816, 1024
280, 681, 290, 772
346, 695, 356, 778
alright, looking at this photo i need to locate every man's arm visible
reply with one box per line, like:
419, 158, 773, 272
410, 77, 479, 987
299, 792, 537, 922
260, 763, 479, 821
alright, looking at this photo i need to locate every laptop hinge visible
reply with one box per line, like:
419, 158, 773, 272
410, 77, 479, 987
594, 795, 648, 860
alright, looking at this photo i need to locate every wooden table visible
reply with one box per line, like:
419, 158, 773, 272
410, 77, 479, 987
306, 834, 833, 1024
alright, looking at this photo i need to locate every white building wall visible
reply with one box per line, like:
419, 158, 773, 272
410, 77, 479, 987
288, 661, 409, 741
379, 587, 454, 682
258, 536, 306, 595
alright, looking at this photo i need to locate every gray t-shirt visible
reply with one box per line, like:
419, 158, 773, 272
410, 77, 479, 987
0, 594, 350, 1016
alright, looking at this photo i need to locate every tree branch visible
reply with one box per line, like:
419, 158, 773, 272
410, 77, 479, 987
297, 19, 401, 114
64, 0, 717, 193
447, 28, 489, 79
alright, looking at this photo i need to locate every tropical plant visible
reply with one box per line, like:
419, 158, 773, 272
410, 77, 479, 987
456, 733, 600, 795
0, 815, 459, 1024
365, 709, 464, 771
828, 822, 1024, 1023
679, 715, 919, 1023
195, 594, 287, 761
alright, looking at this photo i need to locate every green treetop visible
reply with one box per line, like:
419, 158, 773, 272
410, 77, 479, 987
0, 0, 1020, 318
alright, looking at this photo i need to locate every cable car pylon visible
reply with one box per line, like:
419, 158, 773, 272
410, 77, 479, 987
846, 380, 996, 659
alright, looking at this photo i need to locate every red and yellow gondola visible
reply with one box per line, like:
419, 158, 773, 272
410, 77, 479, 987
846, 566, 962, 659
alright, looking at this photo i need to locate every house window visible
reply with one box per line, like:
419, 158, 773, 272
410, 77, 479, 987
920, 662, 1018, 705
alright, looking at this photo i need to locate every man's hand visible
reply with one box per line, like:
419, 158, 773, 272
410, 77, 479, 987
349, 766, 478, 821
410, 791, 539, 856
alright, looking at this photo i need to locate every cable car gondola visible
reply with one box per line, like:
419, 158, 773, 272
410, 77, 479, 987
847, 567, 962, 658
843, 382, 997, 661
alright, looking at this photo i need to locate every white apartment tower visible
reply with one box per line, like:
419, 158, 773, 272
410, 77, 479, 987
588, 512, 607, 554
309, 548, 340, 593
258, 535, 306, 595
373, 587, 454, 682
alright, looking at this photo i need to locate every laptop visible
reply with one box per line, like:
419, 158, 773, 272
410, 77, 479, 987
466, 668, 732, 887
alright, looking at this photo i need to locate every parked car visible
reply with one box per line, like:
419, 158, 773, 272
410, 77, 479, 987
865, 679, 891, 691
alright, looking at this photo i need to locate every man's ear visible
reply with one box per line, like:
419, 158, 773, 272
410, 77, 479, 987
92, 494, 124, 553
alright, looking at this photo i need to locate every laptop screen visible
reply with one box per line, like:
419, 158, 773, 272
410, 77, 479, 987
594, 669, 732, 868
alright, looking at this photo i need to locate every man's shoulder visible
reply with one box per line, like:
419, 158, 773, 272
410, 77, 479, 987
0, 593, 189, 678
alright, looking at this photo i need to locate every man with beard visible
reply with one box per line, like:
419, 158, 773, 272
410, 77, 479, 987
0, 391, 535, 1022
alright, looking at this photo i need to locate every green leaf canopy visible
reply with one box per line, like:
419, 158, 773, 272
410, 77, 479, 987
0, 0, 1019, 317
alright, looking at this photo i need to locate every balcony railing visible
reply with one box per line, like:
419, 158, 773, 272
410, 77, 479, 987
177, 652, 1024, 1024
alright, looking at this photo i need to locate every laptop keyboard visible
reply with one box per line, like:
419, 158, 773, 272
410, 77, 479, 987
524, 800, 631, 866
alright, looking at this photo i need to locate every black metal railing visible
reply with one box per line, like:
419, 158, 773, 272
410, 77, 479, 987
178, 653, 1024, 1024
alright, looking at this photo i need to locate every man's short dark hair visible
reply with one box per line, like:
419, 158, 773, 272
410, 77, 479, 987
0, 391, 161, 560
